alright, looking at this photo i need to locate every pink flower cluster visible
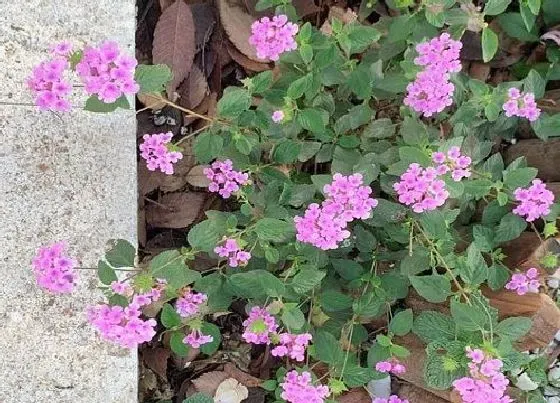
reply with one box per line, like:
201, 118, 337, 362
76, 41, 139, 103
175, 289, 207, 318
272, 110, 285, 123
87, 302, 157, 349
452, 348, 511, 403
512, 179, 554, 222
214, 238, 251, 267
375, 359, 406, 375
295, 173, 378, 250
111, 281, 133, 296
271, 333, 312, 362
393, 163, 449, 213
26, 56, 72, 112
432, 146, 472, 181
503, 88, 541, 122
242, 306, 278, 344
204, 159, 249, 199
505, 267, 540, 296
405, 33, 462, 117
183, 329, 213, 349
139, 132, 183, 175
372, 397, 410, 403
32, 242, 77, 294
249, 15, 298, 61
280, 371, 330, 403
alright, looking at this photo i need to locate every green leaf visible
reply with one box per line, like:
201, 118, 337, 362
170, 331, 190, 356
532, 113, 560, 140
254, 218, 295, 242
282, 304, 305, 330
450, 299, 488, 332
135, 64, 173, 93
200, 322, 221, 354
399, 146, 432, 167
520, 3, 537, 31
413, 311, 456, 343
320, 290, 353, 312
419, 210, 448, 239
497, 13, 539, 42
183, 393, 214, 403
161, 303, 182, 328
109, 294, 129, 307
409, 275, 452, 303
425, 342, 465, 389
273, 140, 302, 163
297, 108, 326, 133
399, 248, 431, 276
229, 270, 286, 298
149, 250, 200, 288
331, 259, 365, 281
188, 219, 224, 252
389, 309, 413, 336
488, 263, 511, 290
343, 24, 380, 54
484, 0, 512, 15
353, 293, 383, 317
313, 331, 343, 364
217, 87, 251, 118
400, 117, 428, 146
503, 167, 538, 189
343, 365, 376, 387
260, 379, 277, 391
250, 70, 273, 94
193, 132, 223, 163
524, 70, 546, 99
105, 239, 136, 267
98, 260, 117, 285
292, 267, 325, 294
473, 225, 495, 252
494, 213, 527, 243
482, 27, 499, 63
287, 74, 312, 99
461, 244, 488, 286
495, 316, 532, 341
84, 95, 130, 112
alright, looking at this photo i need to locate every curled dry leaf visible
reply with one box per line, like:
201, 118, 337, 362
153, 1, 196, 93
186, 165, 211, 188
178, 66, 210, 110
226, 41, 271, 72
214, 378, 249, 403
541, 31, 560, 46
337, 388, 371, 403
218, 0, 263, 62
142, 347, 170, 379
223, 363, 261, 387
145, 191, 207, 228
192, 371, 229, 396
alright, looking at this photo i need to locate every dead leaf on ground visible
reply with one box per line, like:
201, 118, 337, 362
192, 371, 230, 396
187, 165, 211, 187
142, 347, 170, 379
226, 41, 271, 72
146, 192, 207, 228
153, 1, 196, 93
338, 388, 371, 403
541, 31, 560, 46
178, 66, 210, 109
191, 2, 216, 51
185, 92, 218, 125
223, 363, 261, 387
218, 0, 264, 62
215, 378, 249, 403
137, 92, 167, 110
159, 0, 174, 11
321, 6, 358, 35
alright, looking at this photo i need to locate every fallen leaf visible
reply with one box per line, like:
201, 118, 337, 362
137, 92, 167, 110
159, 0, 174, 11
184, 92, 217, 126
320, 6, 358, 35
223, 363, 261, 387
178, 66, 210, 109
226, 41, 271, 72
145, 192, 207, 228
186, 165, 211, 187
191, 2, 216, 51
192, 371, 229, 396
338, 388, 371, 403
218, 0, 263, 62
214, 378, 249, 403
469, 62, 491, 81
142, 347, 170, 379
153, 1, 196, 93
541, 31, 560, 46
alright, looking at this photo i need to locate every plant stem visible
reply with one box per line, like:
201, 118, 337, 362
153, 95, 214, 122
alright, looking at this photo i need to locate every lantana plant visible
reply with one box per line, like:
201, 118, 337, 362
28, 0, 560, 402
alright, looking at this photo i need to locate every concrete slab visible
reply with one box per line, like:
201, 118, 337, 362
0, 1, 138, 402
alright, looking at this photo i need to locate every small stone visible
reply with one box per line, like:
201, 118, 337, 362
548, 278, 560, 289
548, 396, 560, 403
516, 372, 539, 391
549, 366, 560, 383
367, 376, 391, 399
544, 386, 560, 397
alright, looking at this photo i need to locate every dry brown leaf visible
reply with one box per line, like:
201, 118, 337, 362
159, 0, 175, 11
226, 41, 271, 72
338, 388, 371, 403
153, 1, 196, 93
142, 347, 170, 379
320, 7, 358, 35
541, 31, 560, 46
145, 192, 207, 228
215, 378, 249, 403
192, 371, 229, 396
137, 92, 167, 110
191, 2, 216, 50
218, 0, 263, 62
178, 66, 210, 109
223, 363, 261, 387
186, 165, 211, 187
